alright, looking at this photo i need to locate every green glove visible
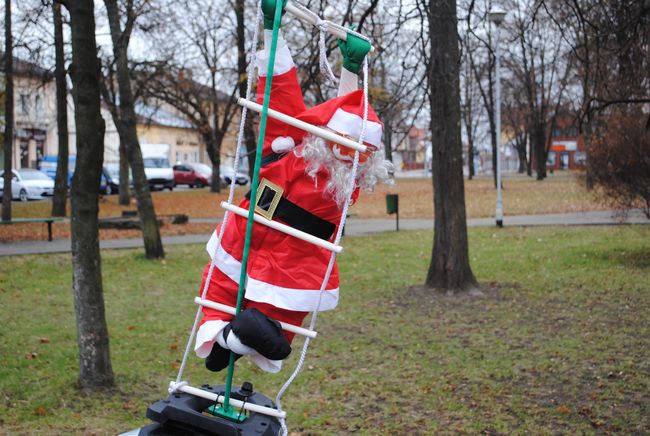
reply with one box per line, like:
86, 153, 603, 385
262, 0, 287, 30
337, 28, 371, 74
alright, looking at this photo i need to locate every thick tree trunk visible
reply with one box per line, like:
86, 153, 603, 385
2, 0, 13, 221
203, 133, 222, 192
235, 0, 258, 180
51, 2, 69, 217
64, 0, 115, 390
118, 140, 130, 205
105, 0, 164, 259
425, 0, 478, 293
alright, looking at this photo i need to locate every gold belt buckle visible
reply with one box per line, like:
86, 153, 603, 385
254, 178, 284, 220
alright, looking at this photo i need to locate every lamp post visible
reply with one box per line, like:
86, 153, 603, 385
490, 7, 506, 227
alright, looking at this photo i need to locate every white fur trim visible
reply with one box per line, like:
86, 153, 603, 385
271, 136, 296, 153
194, 320, 229, 358
256, 30, 294, 77
194, 319, 282, 373
251, 355, 282, 373
206, 231, 339, 312
223, 330, 256, 355
326, 108, 383, 147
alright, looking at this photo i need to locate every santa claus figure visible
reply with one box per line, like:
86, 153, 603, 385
194, 0, 393, 373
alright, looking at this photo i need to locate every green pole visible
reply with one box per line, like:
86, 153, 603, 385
219, 0, 283, 417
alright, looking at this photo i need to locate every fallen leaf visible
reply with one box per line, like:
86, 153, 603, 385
169, 343, 178, 351
34, 407, 47, 416
556, 404, 572, 415
39, 338, 50, 344
171, 361, 180, 369
127, 326, 136, 331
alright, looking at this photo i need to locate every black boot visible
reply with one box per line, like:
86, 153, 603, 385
229, 308, 291, 360
205, 343, 241, 372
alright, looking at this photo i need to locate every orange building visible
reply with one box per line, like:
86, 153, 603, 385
546, 119, 587, 171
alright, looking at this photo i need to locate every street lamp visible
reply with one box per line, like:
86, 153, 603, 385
490, 6, 506, 227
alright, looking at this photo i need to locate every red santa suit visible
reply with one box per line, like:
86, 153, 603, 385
195, 31, 383, 372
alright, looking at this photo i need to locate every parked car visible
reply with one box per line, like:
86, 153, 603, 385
173, 163, 211, 188
220, 165, 250, 186
100, 166, 120, 195
143, 156, 174, 191
39, 155, 76, 184
0, 169, 55, 202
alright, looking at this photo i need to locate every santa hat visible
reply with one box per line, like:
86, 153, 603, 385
279, 90, 383, 150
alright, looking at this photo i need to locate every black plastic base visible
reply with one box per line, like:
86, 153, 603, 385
139, 383, 281, 436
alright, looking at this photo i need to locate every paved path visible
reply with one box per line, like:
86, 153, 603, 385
0, 209, 646, 257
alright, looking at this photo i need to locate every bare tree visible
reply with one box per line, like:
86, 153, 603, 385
424, 0, 478, 293
2, 0, 14, 221
460, 28, 485, 178
542, 0, 650, 185
59, 0, 115, 390
146, 0, 242, 192
464, 0, 499, 186
104, 0, 164, 259
50, 1, 68, 217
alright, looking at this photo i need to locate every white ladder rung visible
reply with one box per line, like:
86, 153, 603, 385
285, 2, 375, 52
194, 297, 318, 339
237, 98, 368, 153
221, 201, 343, 253
173, 383, 287, 419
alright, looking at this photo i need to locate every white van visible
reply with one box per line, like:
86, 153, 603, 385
141, 144, 174, 191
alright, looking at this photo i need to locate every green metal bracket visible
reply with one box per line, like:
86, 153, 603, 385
207, 404, 248, 423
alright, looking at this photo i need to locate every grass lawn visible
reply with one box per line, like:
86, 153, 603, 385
1, 225, 648, 434
1, 172, 612, 242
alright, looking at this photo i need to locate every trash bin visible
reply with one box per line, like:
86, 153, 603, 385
386, 194, 398, 215
385, 194, 399, 231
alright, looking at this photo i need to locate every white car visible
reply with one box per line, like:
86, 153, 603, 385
143, 156, 174, 191
0, 169, 55, 202
220, 166, 250, 186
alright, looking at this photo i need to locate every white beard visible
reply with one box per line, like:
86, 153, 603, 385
295, 134, 394, 208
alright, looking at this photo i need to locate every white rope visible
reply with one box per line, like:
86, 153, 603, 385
173, 4, 263, 385
275, 56, 371, 436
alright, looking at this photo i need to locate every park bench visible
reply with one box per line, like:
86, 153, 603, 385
0, 217, 64, 242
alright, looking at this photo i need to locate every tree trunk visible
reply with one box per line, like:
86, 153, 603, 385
51, 2, 69, 217
384, 123, 394, 163
516, 134, 527, 174
64, 0, 115, 390
467, 138, 475, 179
105, 0, 164, 259
203, 133, 222, 192
235, 0, 258, 180
118, 140, 130, 205
533, 122, 547, 180
425, 0, 478, 293
2, 0, 13, 222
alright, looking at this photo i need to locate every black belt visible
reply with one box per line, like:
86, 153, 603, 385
260, 152, 287, 167
245, 179, 335, 240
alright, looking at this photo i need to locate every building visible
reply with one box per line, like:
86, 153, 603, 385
1, 54, 240, 171
394, 126, 429, 170
0, 53, 55, 170
546, 119, 586, 171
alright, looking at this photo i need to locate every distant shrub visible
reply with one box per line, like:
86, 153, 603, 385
589, 113, 650, 219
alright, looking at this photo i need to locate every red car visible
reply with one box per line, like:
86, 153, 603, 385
173, 163, 211, 188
